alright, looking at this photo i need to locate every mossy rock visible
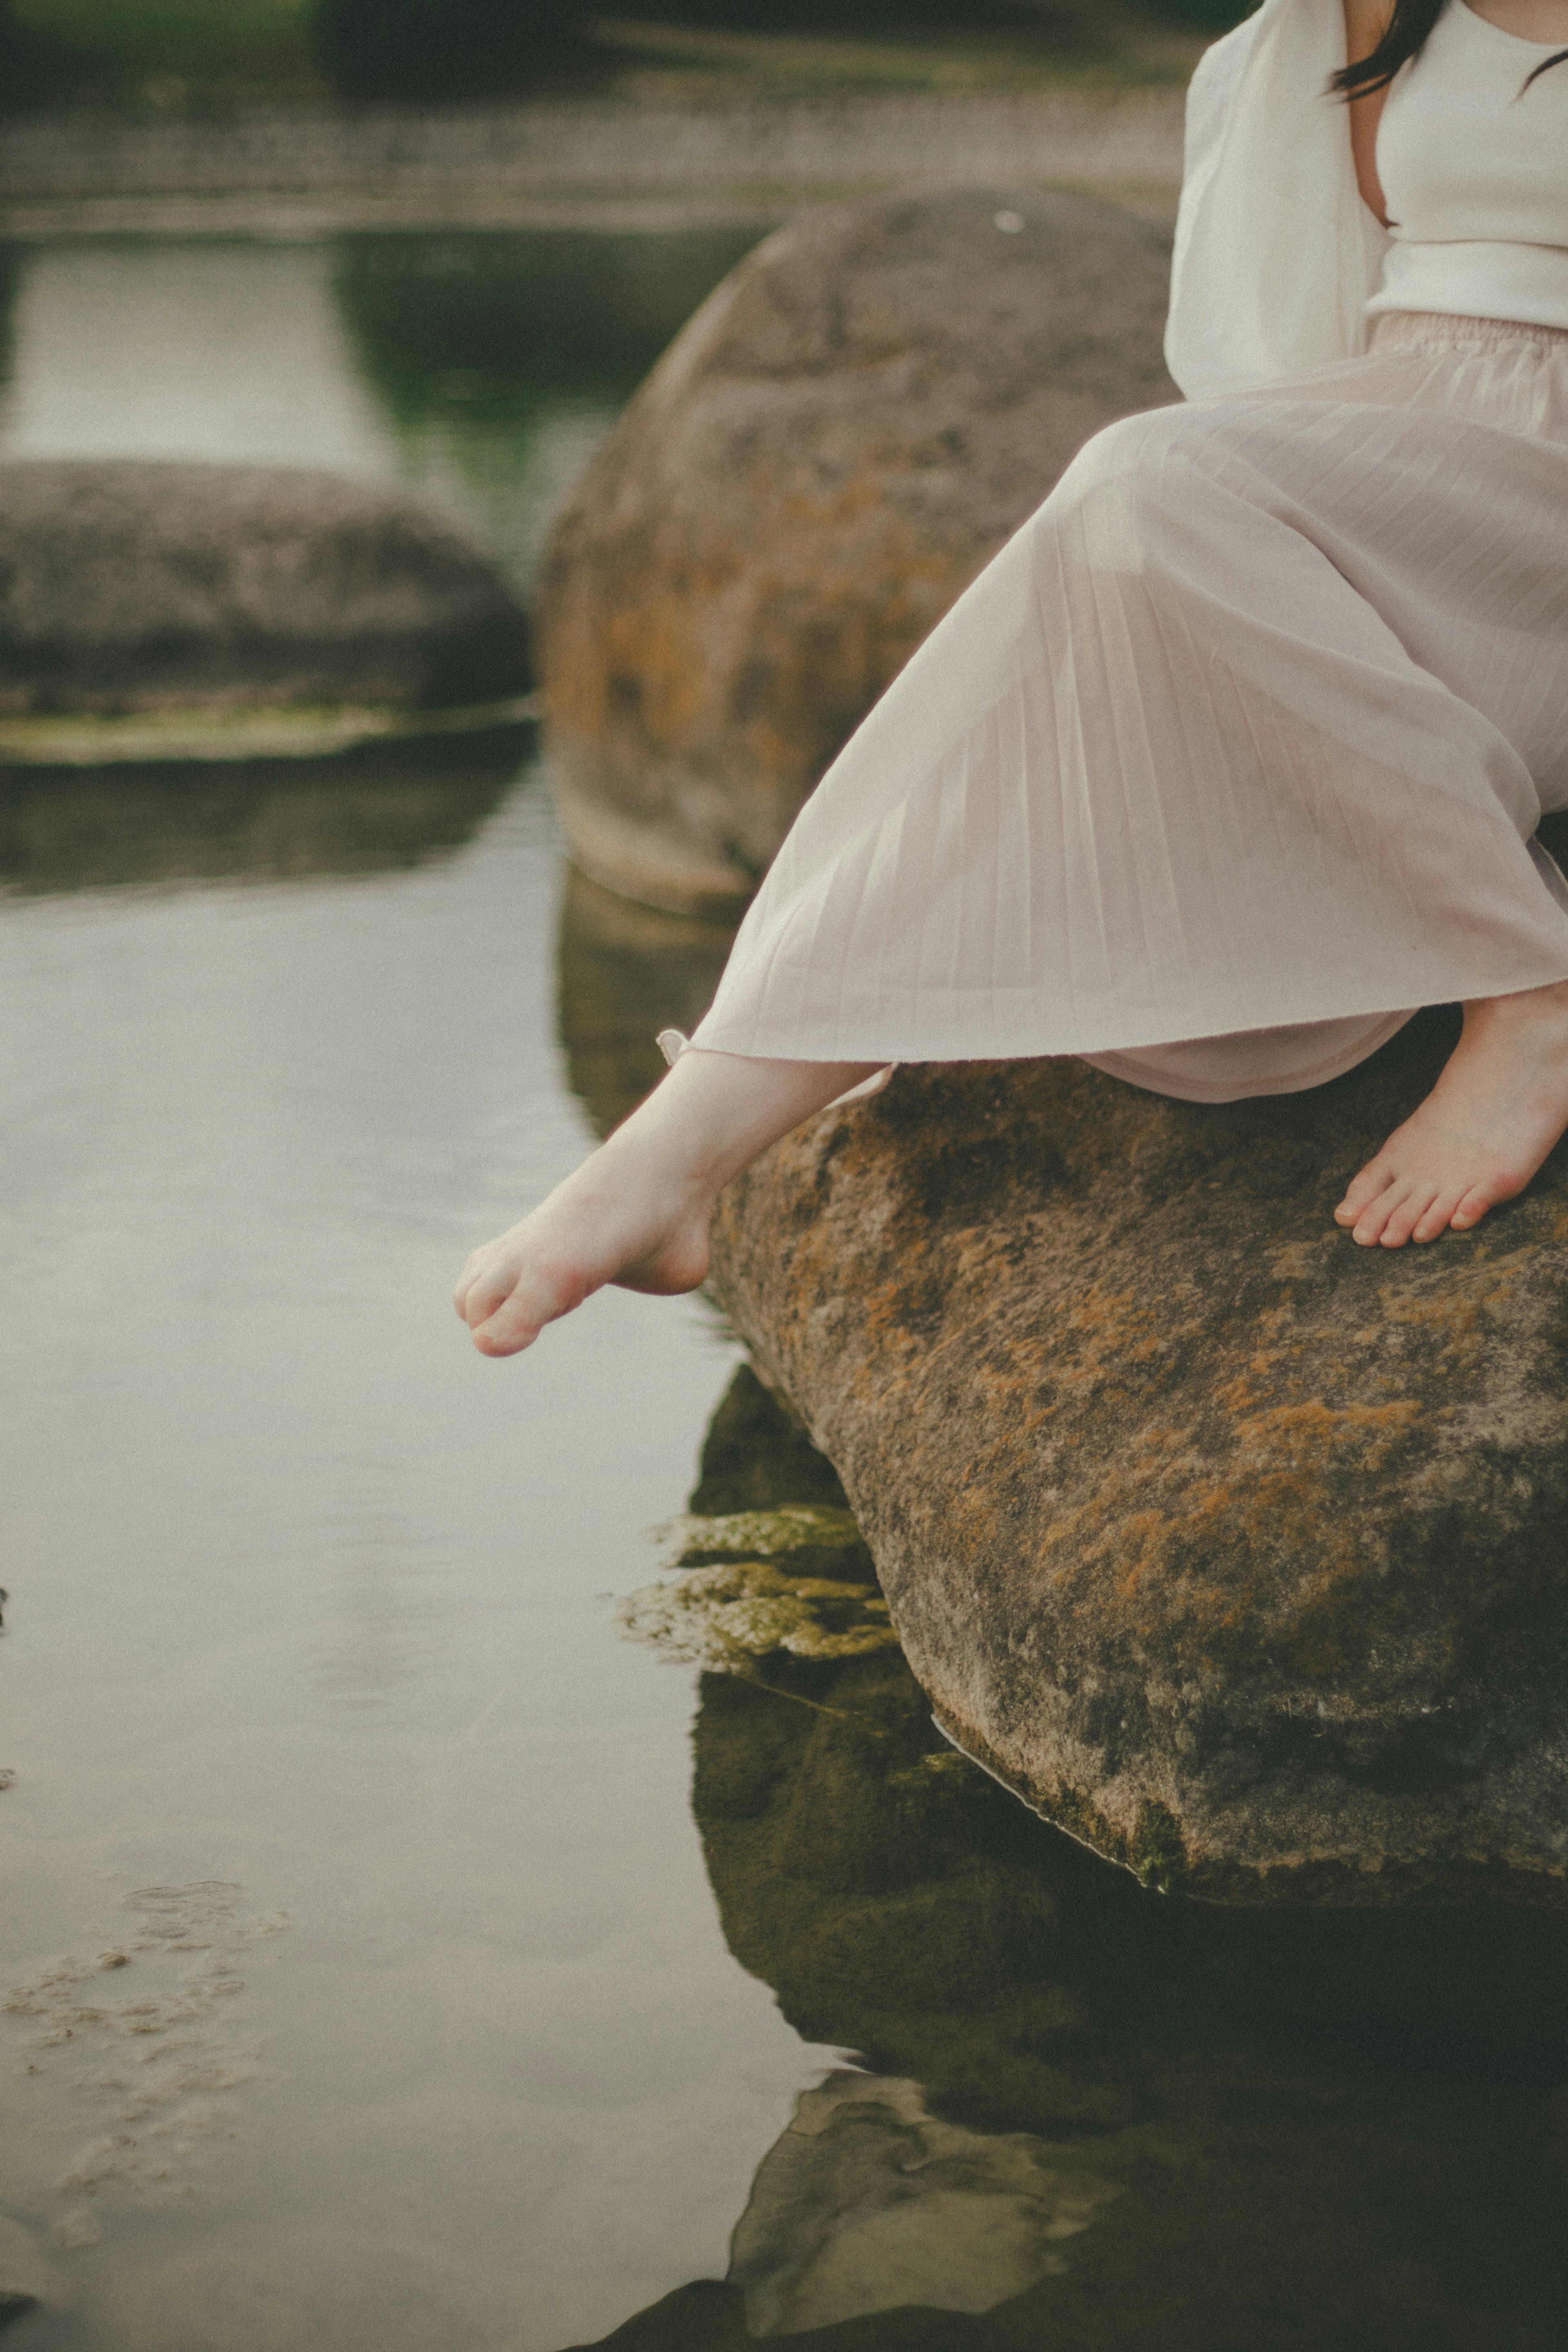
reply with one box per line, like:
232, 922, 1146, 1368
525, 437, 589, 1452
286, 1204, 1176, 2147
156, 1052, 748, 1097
707, 1014, 1568, 1906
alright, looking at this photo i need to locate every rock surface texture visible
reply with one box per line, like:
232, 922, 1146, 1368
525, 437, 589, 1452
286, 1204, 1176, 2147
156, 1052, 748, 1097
706, 1009, 1568, 1906
538, 186, 1176, 916
0, 461, 530, 716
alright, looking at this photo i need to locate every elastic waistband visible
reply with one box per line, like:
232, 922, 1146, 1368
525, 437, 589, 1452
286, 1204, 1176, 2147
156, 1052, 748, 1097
1371, 310, 1568, 354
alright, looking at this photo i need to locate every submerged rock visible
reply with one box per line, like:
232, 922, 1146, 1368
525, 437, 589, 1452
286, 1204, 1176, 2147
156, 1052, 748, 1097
705, 1011, 1568, 1906
0, 460, 531, 720
538, 186, 1175, 916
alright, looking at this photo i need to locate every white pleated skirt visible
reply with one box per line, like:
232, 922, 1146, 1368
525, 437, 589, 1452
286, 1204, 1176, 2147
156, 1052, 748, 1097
685, 311, 1568, 1103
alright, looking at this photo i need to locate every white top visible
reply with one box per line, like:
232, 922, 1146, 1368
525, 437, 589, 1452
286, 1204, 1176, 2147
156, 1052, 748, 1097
1166, 0, 1391, 398
1164, 0, 1566, 398
1370, 2, 1568, 327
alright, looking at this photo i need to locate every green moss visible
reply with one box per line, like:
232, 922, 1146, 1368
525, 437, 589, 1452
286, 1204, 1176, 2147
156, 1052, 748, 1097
617, 1555, 895, 1670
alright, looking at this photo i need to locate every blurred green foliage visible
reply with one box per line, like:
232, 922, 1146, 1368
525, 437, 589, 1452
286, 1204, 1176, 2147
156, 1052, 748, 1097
619, 0, 1088, 29
5, 0, 1252, 111
1137, 0, 1254, 29
11, 0, 319, 105
612, 0, 1253, 32
311, 0, 600, 102
0, 0, 53, 106
334, 229, 760, 419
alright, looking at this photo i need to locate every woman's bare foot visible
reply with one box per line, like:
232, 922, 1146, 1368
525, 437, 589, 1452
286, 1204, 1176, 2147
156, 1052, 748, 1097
454, 1049, 881, 1355
1335, 980, 1568, 1248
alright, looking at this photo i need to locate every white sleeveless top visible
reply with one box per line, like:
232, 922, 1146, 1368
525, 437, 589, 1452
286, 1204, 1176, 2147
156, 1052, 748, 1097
1164, 0, 1566, 399
1370, 1, 1568, 328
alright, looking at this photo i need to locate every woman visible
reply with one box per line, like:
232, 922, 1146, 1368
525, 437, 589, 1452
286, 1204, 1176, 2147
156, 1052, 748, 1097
457, 0, 1568, 1356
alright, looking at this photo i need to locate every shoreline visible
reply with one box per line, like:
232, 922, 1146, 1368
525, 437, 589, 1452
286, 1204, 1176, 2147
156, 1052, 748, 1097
0, 89, 1184, 236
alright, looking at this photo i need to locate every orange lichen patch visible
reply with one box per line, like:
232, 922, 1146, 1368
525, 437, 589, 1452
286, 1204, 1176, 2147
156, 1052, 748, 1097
1229, 1398, 1420, 1473
1379, 1248, 1526, 1365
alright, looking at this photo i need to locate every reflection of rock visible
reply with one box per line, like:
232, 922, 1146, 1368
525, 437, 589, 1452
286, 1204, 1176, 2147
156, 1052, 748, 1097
539, 186, 1175, 915
581, 1369, 1568, 2348
332, 227, 764, 596
688, 1650, 1568, 2349
556, 862, 734, 1138
334, 228, 766, 425
728, 2073, 1120, 2336
0, 739, 520, 896
689, 1363, 849, 1517
0, 461, 530, 718
706, 1036, 1568, 1906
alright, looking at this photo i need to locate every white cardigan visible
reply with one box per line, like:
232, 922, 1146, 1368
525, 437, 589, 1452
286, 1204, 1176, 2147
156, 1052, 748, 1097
1165, 0, 1393, 398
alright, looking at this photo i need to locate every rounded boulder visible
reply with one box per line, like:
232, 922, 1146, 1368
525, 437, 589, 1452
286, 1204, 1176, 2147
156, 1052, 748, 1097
538, 185, 1177, 917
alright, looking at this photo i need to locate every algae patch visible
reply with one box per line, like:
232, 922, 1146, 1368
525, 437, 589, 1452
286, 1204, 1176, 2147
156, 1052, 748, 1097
619, 1507, 897, 1670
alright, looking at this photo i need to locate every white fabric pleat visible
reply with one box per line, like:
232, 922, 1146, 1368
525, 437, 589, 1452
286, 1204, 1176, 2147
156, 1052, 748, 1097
688, 319, 1568, 1101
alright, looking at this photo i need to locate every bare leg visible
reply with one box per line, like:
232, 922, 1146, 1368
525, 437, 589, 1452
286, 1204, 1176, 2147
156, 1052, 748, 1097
1335, 978, 1568, 1248
454, 1050, 880, 1355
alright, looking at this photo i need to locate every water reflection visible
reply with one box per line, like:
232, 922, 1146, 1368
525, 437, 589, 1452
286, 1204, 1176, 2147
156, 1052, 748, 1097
332, 228, 763, 590
594, 1369, 1568, 2348
0, 737, 526, 896
726, 2072, 1121, 2335
556, 863, 736, 1137
0, 228, 762, 598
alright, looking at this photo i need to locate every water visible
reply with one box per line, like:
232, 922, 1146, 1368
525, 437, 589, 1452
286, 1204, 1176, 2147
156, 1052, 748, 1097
1, 229, 1566, 2352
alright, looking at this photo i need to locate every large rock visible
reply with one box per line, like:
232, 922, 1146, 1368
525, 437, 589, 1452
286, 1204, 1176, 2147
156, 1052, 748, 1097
577, 1368, 1568, 2347
0, 461, 530, 717
705, 1009, 1568, 1907
538, 186, 1176, 916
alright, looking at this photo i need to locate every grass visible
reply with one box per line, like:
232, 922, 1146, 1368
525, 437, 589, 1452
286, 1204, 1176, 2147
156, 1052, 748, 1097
10, 1, 1208, 111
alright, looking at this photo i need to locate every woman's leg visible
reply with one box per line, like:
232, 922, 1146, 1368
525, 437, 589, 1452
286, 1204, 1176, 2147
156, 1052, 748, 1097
454, 1049, 880, 1355
1336, 979, 1568, 1246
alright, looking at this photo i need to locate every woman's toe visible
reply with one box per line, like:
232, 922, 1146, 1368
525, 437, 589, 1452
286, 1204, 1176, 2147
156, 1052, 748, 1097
1336, 1163, 1392, 1224
1379, 1186, 1439, 1248
1410, 1188, 1464, 1243
1449, 1183, 1497, 1231
1352, 1182, 1409, 1247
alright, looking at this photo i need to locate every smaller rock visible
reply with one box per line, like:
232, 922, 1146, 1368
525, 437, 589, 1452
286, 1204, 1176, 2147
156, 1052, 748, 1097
0, 461, 531, 719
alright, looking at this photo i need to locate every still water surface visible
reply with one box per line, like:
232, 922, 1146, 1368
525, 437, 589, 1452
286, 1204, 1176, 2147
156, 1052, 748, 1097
1, 230, 1567, 2352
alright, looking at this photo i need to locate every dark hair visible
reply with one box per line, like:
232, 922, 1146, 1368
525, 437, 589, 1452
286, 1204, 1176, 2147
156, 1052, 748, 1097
1332, 0, 1567, 98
